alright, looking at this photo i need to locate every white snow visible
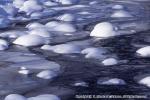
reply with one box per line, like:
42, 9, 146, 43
0, 39, 9, 50
112, 5, 124, 10
19, 0, 43, 15
90, 22, 119, 38
13, 34, 47, 47
28, 94, 60, 100
136, 46, 150, 57
26, 22, 45, 30
45, 21, 60, 28
111, 10, 133, 18
57, 13, 76, 22
97, 78, 126, 85
41, 44, 81, 54
29, 28, 51, 38
36, 70, 58, 79
102, 58, 118, 66
18, 67, 30, 75
81, 47, 108, 59
138, 76, 150, 87
13, 0, 26, 8
58, 0, 79, 5
5, 94, 27, 100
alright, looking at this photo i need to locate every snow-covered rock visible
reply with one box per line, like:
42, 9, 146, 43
102, 58, 118, 66
81, 47, 108, 59
41, 44, 81, 54
136, 46, 150, 57
111, 10, 133, 18
29, 28, 51, 38
0, 39, 9, 50
138, 76, 150, 87
28, 94, 60, 100
26, 22, 45, 30
13, 34, 47, 47
36, 70, 58, 79
57, 13, 76, 22
19, 0, 43, 15
112, 5, 124, 10
90, 22, 119, 38
5, 94, 27, 100
58, 0, 79, 5
97, 78, 126, 85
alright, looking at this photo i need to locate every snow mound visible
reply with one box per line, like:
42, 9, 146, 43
36, 70, 58, 79
0, 39, 9, 50
29, 28, 51, 38
97, 78, 126, 85
81, 47, 108, 59
26, 22, 45, 30
90, 22, 119, 38
136, 46, 150, 57
111, 10, 133, 18
138, 76, 150, 87
112, 5, 124, 10
102, 58, 118, 66
28, 94, 60, 100
41, 44, 81, 54
57, 13, 76, 22
5, 94, 27, 100
58, 0, 79, 5
13, 34, 47, 47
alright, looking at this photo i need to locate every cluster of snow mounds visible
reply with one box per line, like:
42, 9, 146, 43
90, 22, 119, 38
0, 39, 9, 50
136, 46, 150, 57
5, 94, 61, 100
41, 44, 82, 54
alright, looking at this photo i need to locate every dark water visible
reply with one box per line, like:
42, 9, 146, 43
0, 0, 150, 100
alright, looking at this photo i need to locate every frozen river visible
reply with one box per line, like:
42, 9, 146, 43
0, 0, 150, 100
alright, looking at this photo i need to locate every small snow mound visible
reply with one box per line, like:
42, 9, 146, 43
36, 70, 58, 79
41, 44, 81, 54
111, 10, 133, 18
0, 39, 9, 50
19, 0, 43, 15
136, 46, 150, 57
97, 78, 126, 85
102, 58, 118, 66
29, 28, 51, 38
139, 76, 150, 87
81, 47, 108, 59
5, 94, 27, 100
58, 0, 79, 5
28, 94, 60, 100
112, 5, 124, 10
45, 21, 60, 28
90, 22, 119, 38
57, 13, 76, 22
26, 22, 45, 30
18, 67, 30, 75
13, 34, 47, 47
